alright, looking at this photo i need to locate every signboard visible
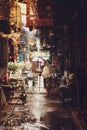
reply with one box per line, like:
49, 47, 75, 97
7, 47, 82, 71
27, 18, 53, 27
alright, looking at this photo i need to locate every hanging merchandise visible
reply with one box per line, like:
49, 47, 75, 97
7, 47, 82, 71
0, 0, 21, 33
9, 0, 21, 32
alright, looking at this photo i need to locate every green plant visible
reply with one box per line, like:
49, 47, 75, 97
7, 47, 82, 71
8, 62, 18, 71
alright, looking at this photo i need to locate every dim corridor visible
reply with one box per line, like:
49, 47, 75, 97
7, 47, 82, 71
0, 92, 85, 130
0, 0, 87, 130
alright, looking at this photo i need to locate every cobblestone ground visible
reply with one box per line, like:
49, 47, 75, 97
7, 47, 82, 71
0, 93, 79, 130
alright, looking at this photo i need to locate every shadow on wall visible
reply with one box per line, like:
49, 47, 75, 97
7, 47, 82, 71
0, 35, 8, 79
0, 20, 10, 34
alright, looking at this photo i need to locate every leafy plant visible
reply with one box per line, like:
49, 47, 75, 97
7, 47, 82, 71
8, 62, 18, 71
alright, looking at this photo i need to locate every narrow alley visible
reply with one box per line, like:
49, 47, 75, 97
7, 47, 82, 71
0, 0, 87, 130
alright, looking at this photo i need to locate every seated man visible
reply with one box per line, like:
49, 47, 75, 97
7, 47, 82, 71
59, 67, 79, 105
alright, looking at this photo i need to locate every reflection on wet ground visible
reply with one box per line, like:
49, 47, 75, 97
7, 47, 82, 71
0, 94, 78, 130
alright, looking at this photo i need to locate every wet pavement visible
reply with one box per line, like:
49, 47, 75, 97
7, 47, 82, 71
0, 93, 79, 130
